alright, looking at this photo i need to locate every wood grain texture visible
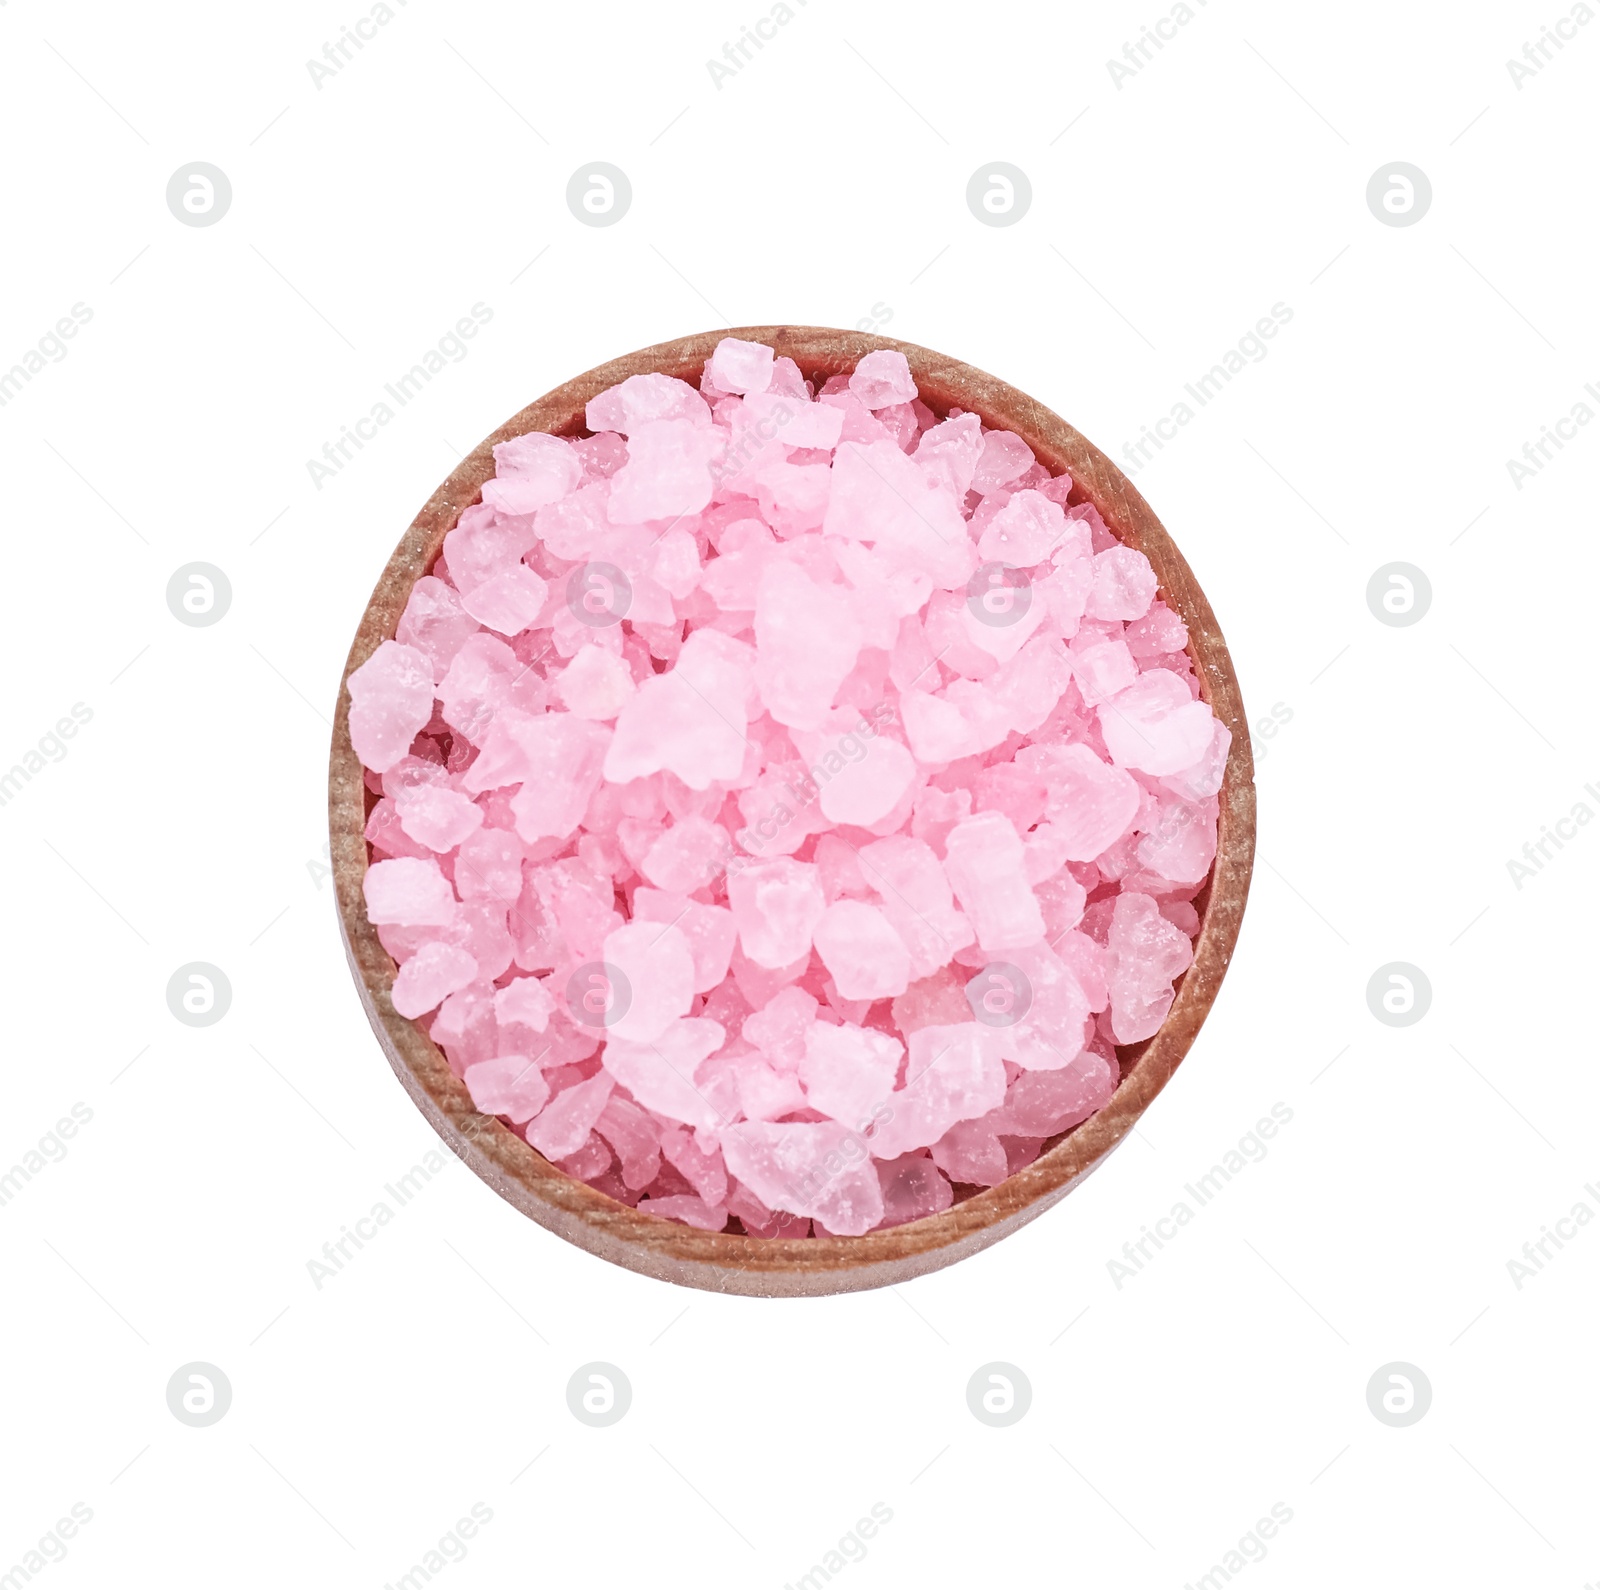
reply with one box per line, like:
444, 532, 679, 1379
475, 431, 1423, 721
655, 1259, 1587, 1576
328, 326, 1257, 1296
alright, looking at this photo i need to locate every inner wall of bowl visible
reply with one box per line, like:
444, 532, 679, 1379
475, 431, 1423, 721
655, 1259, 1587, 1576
376, 347, 1217, 1216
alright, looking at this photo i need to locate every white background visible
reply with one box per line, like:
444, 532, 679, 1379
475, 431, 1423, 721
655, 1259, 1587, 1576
2, 1, 1597, 1585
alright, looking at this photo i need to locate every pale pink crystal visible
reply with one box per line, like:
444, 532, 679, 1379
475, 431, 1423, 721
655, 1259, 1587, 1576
494, 976, 554, 1034
824, 440, 973, 588
601, 920, 696, 1043
526, 1071, 614, 1161
1106, 892, 1195, 1042
463, 1052, 550, 1123
604, 627, 754, 789
459, 564, 549, 637
396, 576, 479, 682
727, 858, 827, 969
607, 419, 725, 523
1087, 546, 1158, 621
868, 1023, 1007, 1159
857, 835, 974, 977
636, 1193, 727, 1231
631, 889, 736, 992
364, 857, 457, 926
976, 489, 1066, 566
876, 1153, 954, 1226
555, 645, 635, 720
754, 561, 862, 731
1098, 672, 1216, 776
1020, 743, 1140, 859
393, 783, 483, 852
599, 1018, 726, 1129
707, 336, 775, 396
392, 941, 478, 1018
585, 372, 710, 436
812, 899, 912, 1000
505, 716, 611, 844
482, 432, 582, 516
743, 985, 819, 1071
640, 817, 730, 894
721, 1120, 885, 1235
799, 1021, 902, 1126
596, 1093, 662, 1190
847, 349, 917, 410
348, 641, 434, 773
943, 813, 1046, 951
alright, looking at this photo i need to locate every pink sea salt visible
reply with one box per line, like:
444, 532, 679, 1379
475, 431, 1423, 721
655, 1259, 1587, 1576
348, 641, 435, 773
352, 337, 1228, 1238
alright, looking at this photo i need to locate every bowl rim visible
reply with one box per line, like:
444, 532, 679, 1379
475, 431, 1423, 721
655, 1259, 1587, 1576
328, 324, 1256, 1297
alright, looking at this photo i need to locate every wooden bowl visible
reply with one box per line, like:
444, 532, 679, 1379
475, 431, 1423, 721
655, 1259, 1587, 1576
329, 326, 1256, 1296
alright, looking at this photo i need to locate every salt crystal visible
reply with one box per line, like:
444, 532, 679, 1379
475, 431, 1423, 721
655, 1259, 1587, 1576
585, 372, 710, 436
721, 1120, 885, 1235
1105, 892, 1194, 1042
847, 349, 917, 410
439, 633, 545, 745
816, 735, 916, 829
727, 858, 827, 969
443, 505, 539, 595
876, 1153, 954, 1226
900, 689, 976, 764
348, 641, 435, 773
799, 1021, 902, 1126
607, 419, 724, 524
604, 627, 755, 790
997, 1050, 1116, 1134
736, 1059, 808, 1122
812, 899, 912, 1000
943, 813, 1046, 952
741, 390, 844, 451
482, 432, 582, 516
1070, 635, 1139, 705
526, 1071, 614, 1162
364, 857, 457, 926
601, 920, 696, 1043
394, 783, 484, 852
555, 645, 635, 720
931, 1119, 1009, 1186
972, 431, 1035, 494
631, 888, 737, 992
463, 1052, 550, 1123
1136, 796, 1218, 885
743, 985, 819, 1071
1098, 672, 1216, 776
460, 564, 549, 636
396, 576, 479, 682
659, 1124, 729, 1205
868, 1023, 1007, 1159
1022, 743, 1140, 859
392, 941, 478, 1018
636, 1193, 727, 1231
707, 336, 775, 396
502, 716, 611, 844
824, 440, 973, 588
1087, 545, 1158, 621
754, 561, 862, 730
976, 489, 1066, 567
596, 1093, 662, 1190
857, 835, 974, 977
640, 816, 729, 894
494, 975, 554, 1034
600, 1018, 726, 1130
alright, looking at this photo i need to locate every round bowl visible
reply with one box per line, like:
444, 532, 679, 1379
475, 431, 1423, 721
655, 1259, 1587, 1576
329, 325, 1256, 1296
